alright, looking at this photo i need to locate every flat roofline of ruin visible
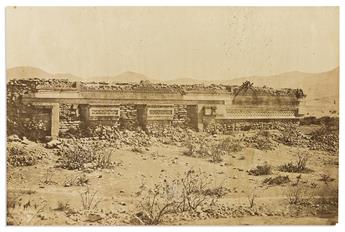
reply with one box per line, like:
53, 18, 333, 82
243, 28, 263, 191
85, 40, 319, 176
9, 78, 306, 98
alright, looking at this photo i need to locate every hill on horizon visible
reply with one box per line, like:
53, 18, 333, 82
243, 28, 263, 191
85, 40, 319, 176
6, 66, 82, 82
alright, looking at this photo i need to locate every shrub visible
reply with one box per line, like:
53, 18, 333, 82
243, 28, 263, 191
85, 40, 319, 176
64, 174, 89, 187
184, 137, 241, 163
132, 146, 144, 154
40, 168, 57, 185
209, 145, 226, 163
95, 150, 113, 169
263, 175, 290, 185
54, 201, 71, 211
318, 173, 335, 185
247, 191, 256, 208
139, 183, 177, 225
219, 137, 243, 153
248, 163, 272, 176
80, 187, 101, 211
137, 168, 223, 224
287, 185, 304, 205
279, 152, 311, 173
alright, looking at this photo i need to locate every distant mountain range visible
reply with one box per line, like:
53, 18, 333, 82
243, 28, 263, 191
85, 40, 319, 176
6, 66, 81, 82
7, 65, 339, 103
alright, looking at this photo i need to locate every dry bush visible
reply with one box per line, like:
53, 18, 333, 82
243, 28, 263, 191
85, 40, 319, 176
247, 191, 256, 208
318, 173, 335, 185
95, 150, 113, 169
178, 169, 214, 211
184, 137, 240, 163
279, 152, 311, 173
263, 175, 290, 185
247, 163, 272, 176
64, 173, 89, 187
137, 168, 224, 224
287, 185, 304, 205
80, 187, 102, 211
203, 186, 230, 198
139, 182, 177, 225
218, 137, 243, 153
54, 201, 71, 212
209, 144, 226, 163
7, 192, 47, 225
40, 168, 58, 185
285, 175, 312, 206
132, 146, 145, 153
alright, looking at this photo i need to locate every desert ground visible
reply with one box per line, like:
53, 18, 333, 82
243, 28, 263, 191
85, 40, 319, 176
6, 118, 338, 226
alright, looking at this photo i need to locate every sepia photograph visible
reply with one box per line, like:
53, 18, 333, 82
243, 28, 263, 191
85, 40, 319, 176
5, 6, 339, 226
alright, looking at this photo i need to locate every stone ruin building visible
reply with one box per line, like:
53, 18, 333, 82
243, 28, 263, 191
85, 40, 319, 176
7, 79, 306, 140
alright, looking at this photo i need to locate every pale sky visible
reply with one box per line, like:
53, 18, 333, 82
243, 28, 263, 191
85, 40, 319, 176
6, 7, 339, 80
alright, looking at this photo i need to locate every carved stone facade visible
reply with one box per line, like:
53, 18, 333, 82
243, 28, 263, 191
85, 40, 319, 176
7, 79, 305, 139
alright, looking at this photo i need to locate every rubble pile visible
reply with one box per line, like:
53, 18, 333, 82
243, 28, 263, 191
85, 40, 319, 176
36, 79, 76, 89
7, 135, 47, 166
234, 81, 305, 98
146, 125, 192, 145
275, 126, 309, 147
309, 126, 339, 154
205, 122, 227, 135
55, 140, 106, 170
205, 120, 300, 134
242, 130, 277, 151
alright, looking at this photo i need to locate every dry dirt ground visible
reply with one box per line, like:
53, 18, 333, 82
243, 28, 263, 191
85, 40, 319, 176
7, 125, 338, 226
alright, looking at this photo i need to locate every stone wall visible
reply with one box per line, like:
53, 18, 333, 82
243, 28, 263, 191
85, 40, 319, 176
7, 79, 51, 140
59, 104, 81, 136
145, 104, 191, 135
83, 104, 139, 135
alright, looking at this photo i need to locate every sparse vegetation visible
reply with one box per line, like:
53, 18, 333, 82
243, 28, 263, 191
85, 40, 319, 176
54, 201, 71, 212
80, 187, 102, 211
263, 175, 290, 185
64, 174, 89, 187
184, 137, 242, 163
137, 168, 225, 224
40, 168, 58, 185
248, 163, 272, 176
279, 152, 311, 173
219, 137, 243, 153
95, 150, 113, 169
318, 173, 335, 185
247, 191, 256, 208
